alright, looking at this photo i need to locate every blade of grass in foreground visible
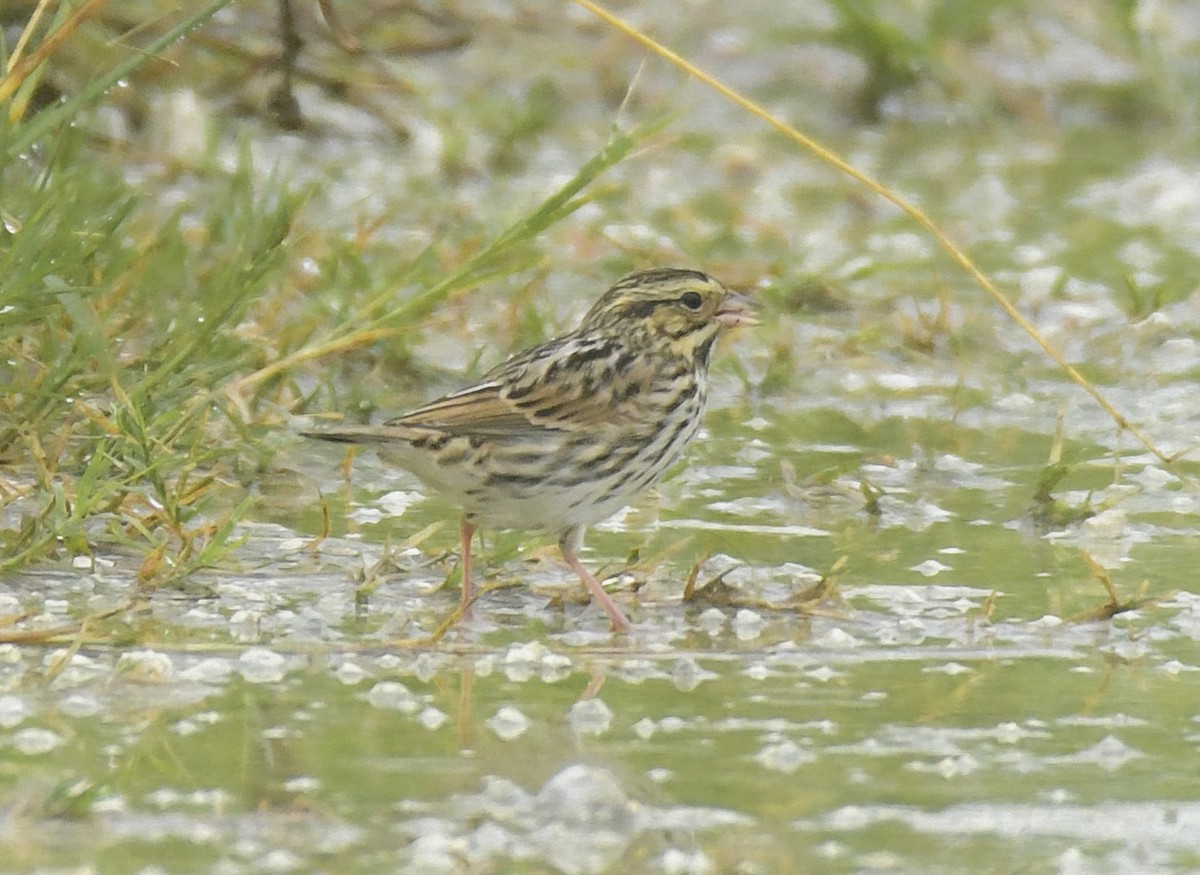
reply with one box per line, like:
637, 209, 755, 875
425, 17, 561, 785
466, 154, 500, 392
231, 115, 670, 395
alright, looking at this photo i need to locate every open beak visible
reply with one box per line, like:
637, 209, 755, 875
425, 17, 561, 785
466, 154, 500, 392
715, 291, 759, 328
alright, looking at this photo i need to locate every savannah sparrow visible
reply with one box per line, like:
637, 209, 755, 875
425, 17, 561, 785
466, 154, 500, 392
303, 268, 755, 631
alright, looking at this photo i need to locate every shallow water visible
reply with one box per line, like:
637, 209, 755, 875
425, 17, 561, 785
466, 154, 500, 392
7, 1, 1200, 872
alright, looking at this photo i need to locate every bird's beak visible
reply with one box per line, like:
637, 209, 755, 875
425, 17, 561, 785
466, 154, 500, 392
715, 292, 759, 328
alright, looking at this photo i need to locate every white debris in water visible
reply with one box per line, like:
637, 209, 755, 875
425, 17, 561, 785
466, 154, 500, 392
744, 661, 773, 680
568, 698, 613, 736
697, 608, 727, 635
874, 372, 923, 392
955, 173, 1016, 230
1148, 336, 1200, 376
0, 695, 30, 728
995, 722, 1026, 744
754, 739, 815, 773
419, 707, 449, 731
1047, 735, 1143, 771
333, 660, 370, 685
406, 830, 465, 873
935, 754, 980, 779
671, 656, 717, 692
1160, 660, 1198, 675
1079, 508, 1127, 540
58, 693, 101, 718
614, 659, 662, 685
658, 716, 688, 734
815, 627, 861, 649
633, 718, 656, 739
178, 658, 234, 684
42, 650, 103, 686
1074, 157, 1200, 254
539, 763, 628, 822
378, 490, 423, 515
238, 648, 287, 684
1119, 238, 1160, 272
659, 848, 715, 875
497, 643, 575, 684
731, 609, 764, 640
366, 681, 420, 714
413, 652, 443, 683
172, 717, 206, 736
867, 230, 932, 261
807, 666, 840, 683
503, 641, 551, 683
283, 775, 321, 793
910, 559, 952, 577
924, 662, 972, 676
474, 654, 496, 677
13, 727, 63, 755
115, 649, 173, 682
228, 609, 262, 643
539, 652, 574, 684
402, 758, 748, 872
464, 820, 517, 862
1019, 265, 1063, 299
1031, 615, 1064, 628
486, 706, 530, 741
1104, 636, 1151, 661
258, 848, 304, 872
146, 89, 209, 164
347, 506, 384, 524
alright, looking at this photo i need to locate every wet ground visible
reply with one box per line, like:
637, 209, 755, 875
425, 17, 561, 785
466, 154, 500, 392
5, 1, 1200, 872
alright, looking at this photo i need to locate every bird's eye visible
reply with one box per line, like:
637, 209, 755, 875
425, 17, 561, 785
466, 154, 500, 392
680, 291, 703, 310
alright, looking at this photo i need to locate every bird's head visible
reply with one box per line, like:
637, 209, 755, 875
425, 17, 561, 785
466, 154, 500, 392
579, 268, 756, 366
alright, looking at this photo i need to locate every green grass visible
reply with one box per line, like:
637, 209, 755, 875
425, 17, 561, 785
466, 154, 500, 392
0, 124, 293, 579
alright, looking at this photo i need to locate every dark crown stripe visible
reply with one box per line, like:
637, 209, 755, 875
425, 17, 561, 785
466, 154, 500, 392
614, 267, 711, 289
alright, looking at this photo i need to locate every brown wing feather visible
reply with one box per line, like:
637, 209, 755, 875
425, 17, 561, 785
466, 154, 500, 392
386, 382, 536, 435
386, 334, 641, 436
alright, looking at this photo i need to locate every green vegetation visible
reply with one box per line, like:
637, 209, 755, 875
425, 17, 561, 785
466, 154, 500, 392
0, 124, 289, 579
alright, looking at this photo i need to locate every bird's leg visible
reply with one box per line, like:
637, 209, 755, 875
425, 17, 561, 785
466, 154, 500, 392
459, 517, 475, 615
559, 527, 632, 632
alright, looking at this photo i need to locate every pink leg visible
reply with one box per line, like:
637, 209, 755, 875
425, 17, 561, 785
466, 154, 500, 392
459, 517, 475, 615
559, 527, 632, 632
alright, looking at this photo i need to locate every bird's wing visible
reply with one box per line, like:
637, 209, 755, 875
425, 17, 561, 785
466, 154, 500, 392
387, 380, 535, 435
388, 336, 641, 436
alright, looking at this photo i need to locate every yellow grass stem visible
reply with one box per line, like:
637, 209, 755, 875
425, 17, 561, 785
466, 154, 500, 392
0, 0, 109, 111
